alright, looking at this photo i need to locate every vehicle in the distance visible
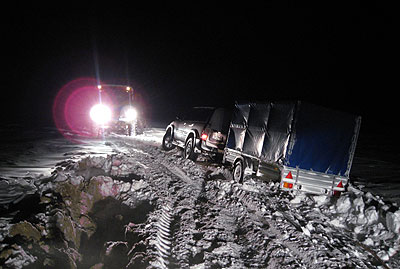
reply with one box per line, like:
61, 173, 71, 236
89, 84, 144, 137
162, 107, 232, 161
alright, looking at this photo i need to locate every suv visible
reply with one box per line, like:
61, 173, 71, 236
162, 107, 232, 161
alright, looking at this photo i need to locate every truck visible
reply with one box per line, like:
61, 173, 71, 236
90, 84, 145, 137
222, 101, 361, 196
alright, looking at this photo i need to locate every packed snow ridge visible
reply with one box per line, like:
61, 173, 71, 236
0, 130, 399, 268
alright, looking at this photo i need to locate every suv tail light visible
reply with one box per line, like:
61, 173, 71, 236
201, 133, 208, 141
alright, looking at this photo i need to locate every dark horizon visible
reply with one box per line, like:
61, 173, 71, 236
2, 7, 397, 135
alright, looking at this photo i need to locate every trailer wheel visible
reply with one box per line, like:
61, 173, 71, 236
233, 160, 244, 183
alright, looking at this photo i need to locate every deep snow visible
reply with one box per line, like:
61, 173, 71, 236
0, 126, 399, 268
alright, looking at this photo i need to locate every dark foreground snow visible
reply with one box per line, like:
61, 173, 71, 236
0, 128, 399, 268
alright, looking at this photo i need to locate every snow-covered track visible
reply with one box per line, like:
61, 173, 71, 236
1, 130, 399, 268
155, 203, 173, 268
117, 138, 385, 268
115, 139, 207, 267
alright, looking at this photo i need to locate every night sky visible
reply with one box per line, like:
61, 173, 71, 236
2, 7, 397, 135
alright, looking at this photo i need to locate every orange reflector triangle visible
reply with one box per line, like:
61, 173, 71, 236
337, 181, 343, 188
285, 171, 293, 179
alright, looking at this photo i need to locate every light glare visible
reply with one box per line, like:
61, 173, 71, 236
90, 104, 112, 125
125, 108, 137, 121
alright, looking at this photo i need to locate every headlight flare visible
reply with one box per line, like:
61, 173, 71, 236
125, 108, 137, 121
120, 107, 137, 122
90, 104, 112, 125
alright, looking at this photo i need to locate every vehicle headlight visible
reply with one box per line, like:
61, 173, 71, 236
124, 108, 137, 121
90, 104, 112, 125
120, 106, 137, 122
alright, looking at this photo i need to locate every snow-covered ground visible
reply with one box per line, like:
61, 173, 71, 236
0, 126, 399, 268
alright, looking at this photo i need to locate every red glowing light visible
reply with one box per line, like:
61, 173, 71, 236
283, 182, 293, 189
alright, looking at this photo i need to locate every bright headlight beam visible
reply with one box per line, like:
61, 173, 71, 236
124, 108, 137, 121
90, 104, 112, 125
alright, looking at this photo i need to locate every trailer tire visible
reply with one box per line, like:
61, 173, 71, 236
233, 160, 244, 183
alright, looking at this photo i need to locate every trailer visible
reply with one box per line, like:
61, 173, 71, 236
222, 101, 361, 196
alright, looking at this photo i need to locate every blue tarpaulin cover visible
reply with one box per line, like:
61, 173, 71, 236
226, 101, 361, 177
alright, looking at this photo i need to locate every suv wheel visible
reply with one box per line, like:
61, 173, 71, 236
184, 137, 197, 161
233, 160, 244, 183
162, 130, 175, 151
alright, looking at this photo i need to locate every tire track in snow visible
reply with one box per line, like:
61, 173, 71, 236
109, 140, 178, 267
116, 140, 206, 267
115, 139, 330, 267
110, 138, 397, 268
119, 139, 306, 267
112, 139, 373, 268
155, 203, 173, 269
